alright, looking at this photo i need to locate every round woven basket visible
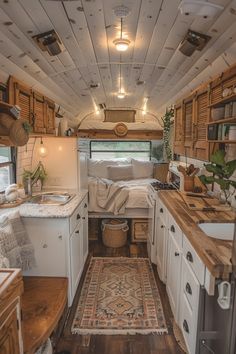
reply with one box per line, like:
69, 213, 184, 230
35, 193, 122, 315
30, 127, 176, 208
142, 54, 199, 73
9, 119, 29, 146
102, 219, 129, 248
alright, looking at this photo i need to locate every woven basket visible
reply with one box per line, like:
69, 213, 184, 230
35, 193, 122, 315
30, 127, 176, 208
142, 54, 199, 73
0, 113, 29, 146
102, 219, 129, 248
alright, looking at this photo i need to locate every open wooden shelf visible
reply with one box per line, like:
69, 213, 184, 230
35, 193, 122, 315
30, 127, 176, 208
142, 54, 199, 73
208, 93, 236, 108
206, 117, 236, 125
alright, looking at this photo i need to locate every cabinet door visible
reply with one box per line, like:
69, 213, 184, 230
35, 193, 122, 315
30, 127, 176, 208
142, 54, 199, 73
0, 307, 21, 354
11, 80, 33, 124
33, 92, 46, 134
166, 232, 182, 321
45, 98, 55, 134
156, 215, 168, 284
174, 103, 184, 155
70, 224, 83, 300
193, 89, 209, 160
183, 97, 194, 157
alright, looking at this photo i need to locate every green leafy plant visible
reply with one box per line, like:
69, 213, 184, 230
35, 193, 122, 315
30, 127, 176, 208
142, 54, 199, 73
161, 108, 174, 162
23, 161, 47, 185
22, 121, 32, 133
199, 149, 236, 203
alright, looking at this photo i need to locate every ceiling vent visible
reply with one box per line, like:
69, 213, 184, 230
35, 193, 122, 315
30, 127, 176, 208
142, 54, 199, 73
32, 30, 65, 56
98, 103, 106, 110
179, 30, 211, 56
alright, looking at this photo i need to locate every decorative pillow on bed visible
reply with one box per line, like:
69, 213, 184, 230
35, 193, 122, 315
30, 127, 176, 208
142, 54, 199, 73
131, 159, 154, 179
107, 165, 133, 181
88, 158, 131, 178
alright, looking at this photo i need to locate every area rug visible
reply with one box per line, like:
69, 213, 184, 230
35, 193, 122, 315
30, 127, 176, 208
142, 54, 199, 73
71, 257, 167, 335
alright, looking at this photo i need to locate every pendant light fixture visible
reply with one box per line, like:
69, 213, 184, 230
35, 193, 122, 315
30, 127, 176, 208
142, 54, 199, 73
117, 62, 125, 99
38, 137, 48, 158
113, 18, 130, 52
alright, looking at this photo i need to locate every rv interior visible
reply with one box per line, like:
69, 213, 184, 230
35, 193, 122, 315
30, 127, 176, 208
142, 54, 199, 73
0, 1, 236, 354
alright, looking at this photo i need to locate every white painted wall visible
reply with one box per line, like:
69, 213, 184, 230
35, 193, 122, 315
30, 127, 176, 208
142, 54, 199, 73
32, 137, 78, 190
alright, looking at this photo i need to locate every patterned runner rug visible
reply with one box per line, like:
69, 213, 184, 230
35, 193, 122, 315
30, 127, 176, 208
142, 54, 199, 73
71, 257, 168, 335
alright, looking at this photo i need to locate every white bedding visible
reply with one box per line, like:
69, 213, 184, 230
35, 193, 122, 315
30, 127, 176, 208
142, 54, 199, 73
88, 177, 156, 214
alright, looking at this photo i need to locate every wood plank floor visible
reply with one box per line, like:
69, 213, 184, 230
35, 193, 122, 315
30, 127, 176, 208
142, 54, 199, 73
55, 240, 185, 354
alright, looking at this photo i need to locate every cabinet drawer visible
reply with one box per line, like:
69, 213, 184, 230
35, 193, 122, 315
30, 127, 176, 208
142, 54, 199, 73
182, 258, 200, 315
70, 203, 83, 234
168, 213, 183, 249
180, 294, 197, 354
183, 235, 205, 285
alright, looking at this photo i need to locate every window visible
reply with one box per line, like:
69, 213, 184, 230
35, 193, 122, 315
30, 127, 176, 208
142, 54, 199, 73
0, 147, 16, 192
90, 141, 151, 160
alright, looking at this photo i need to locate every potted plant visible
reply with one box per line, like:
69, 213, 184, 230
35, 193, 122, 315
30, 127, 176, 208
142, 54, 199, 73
23, 161, 47, 194
199, 149, 236, 204
161, 108, 174, 162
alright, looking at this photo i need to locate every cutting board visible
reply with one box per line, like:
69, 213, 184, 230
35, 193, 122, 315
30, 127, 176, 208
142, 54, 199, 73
179, 192, 232, 211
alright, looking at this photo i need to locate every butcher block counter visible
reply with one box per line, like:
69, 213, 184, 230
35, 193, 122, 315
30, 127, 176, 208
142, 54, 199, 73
159, 190, 235, 279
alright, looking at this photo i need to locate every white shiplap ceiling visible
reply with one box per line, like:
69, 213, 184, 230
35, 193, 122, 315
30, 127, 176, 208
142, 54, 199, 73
0, 0, 236, 125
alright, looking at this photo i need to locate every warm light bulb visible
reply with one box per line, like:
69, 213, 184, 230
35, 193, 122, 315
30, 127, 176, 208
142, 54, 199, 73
38, 139, 48, 157
117, 92, 125, 99
142, 110, 146, 115
113, 38, 130, 52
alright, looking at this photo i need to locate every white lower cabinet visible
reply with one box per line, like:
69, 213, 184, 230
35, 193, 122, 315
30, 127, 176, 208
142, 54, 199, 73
23, 193, 88, 306
156, 200, 169, 283
166, 231, 182, 322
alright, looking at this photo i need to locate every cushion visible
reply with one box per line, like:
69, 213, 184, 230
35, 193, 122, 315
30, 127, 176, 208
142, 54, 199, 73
131, 159, 154, 179
107, 165, 133, 181
88, 158, 131, 178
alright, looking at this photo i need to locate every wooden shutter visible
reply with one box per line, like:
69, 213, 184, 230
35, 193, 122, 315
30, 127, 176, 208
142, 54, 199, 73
183, 97, 194, 157
193, 90, 209, 160
14, 83, 33, 124
33, 92, 46, 134
174, 104, 184, 155
45, 98, 55, 134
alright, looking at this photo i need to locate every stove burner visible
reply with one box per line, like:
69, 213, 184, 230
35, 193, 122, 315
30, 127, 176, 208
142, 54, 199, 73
151, 181, 176, 191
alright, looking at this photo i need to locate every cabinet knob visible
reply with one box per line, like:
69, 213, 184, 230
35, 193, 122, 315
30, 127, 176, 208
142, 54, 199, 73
75, 230, 80, 234
77, 214, 81, 220
186, 282, 192, 295
42, 243, 48, 248
170, 225, 175, 233
186, 251, 193, 263
183, 320, 189, 333
160, 208, 163, 213
161, 225, 164, 229
174, 252, 180, 257
58, 235, 62, 240
84, 203, 87, 208
82, 216, 86, 220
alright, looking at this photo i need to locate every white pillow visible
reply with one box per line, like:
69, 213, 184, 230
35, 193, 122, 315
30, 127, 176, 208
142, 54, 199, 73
107, 165, 133, 181
131, 159, 153, 179
88, 158, 131, 178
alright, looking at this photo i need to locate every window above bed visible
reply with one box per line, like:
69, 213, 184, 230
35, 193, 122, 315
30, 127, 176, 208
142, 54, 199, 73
90, 140, 151, 161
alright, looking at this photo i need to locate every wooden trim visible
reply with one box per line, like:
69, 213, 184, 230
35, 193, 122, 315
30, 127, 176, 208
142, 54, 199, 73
77, 129, 163, 140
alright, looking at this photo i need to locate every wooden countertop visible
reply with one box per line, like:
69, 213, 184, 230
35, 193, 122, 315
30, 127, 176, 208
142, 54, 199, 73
159, 191, 236, 278
22, 276, 68, 354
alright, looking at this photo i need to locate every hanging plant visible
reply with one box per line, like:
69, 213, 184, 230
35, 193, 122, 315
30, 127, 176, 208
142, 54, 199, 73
161, 108, 174, 162
22, 121, 32, 134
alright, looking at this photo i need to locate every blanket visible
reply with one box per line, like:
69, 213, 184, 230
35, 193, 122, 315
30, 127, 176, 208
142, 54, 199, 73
88, 177, 155, 214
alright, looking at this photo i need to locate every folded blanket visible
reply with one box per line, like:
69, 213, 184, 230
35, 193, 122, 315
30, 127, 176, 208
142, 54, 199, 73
0, 211, 36, 270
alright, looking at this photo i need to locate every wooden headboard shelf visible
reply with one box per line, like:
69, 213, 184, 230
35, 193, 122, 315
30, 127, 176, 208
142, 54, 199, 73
77, 128, 163, 140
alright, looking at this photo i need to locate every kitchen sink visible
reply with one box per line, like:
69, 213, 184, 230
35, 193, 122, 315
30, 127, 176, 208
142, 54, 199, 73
198, 222, 235, 241
28, 192, 75, 205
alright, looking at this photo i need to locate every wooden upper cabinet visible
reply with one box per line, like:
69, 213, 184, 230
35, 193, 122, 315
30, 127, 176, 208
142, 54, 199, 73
183, 96, 194, 157
8, 77, 33, 124
7, 76, 55, 135
193, 88, 209, 160
174, 103, 184, 155
45, 98, 55, 134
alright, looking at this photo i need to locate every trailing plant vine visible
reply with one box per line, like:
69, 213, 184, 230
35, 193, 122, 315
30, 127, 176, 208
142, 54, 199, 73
161, 108, 174, 162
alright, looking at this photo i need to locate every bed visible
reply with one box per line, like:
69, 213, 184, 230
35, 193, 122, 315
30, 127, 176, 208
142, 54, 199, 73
87, 158, 157, 217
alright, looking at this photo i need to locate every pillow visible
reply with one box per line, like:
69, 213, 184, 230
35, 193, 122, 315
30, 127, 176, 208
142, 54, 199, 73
131, 159, 154, 179
88, 158, 131, 178
107, 165, 133, 181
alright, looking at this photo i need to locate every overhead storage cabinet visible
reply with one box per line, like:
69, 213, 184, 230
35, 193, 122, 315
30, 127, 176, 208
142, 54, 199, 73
8, 76, 55, 135
193, 88, 209, 160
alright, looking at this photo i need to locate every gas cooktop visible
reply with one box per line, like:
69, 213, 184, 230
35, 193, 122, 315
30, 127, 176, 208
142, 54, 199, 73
151, 181, 177, 191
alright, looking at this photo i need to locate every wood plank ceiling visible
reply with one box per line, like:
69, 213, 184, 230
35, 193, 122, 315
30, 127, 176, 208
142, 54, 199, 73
0, 0, 236, 125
